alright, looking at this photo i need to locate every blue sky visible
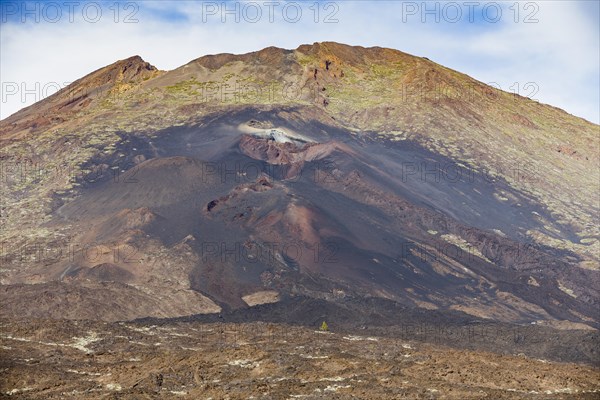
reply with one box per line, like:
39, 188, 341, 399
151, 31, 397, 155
1, 0, 599, 123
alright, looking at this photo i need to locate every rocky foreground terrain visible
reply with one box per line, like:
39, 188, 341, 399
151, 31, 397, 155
1, 317, 599, 399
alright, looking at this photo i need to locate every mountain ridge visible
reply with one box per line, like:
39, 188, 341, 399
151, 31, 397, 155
3, 42, 596, 126
0, 42, 598, 329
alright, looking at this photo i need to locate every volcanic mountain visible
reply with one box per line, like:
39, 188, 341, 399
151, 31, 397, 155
1, 43, 598, 333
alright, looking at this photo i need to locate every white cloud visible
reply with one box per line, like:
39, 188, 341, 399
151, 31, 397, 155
1, 0, 598, 123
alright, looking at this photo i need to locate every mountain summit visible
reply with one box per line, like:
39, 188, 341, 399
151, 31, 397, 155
0, 43, 598, 330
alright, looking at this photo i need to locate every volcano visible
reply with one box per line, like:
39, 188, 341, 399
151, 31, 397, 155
1, 43, 598, 334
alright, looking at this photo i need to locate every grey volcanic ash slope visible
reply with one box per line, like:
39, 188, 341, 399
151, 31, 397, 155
0, 43, 598, 329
